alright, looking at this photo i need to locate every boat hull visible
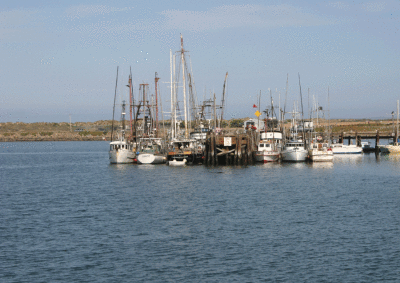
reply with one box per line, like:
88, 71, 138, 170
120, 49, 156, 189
168, 159, 187, 166
254, 151, 280, 162
109, 149, 136, 164
281, 149, 308, 162
379, 145, 400, 153
137, 153, 166, 164
308, 150, 334, 162
331, 144, 362, 154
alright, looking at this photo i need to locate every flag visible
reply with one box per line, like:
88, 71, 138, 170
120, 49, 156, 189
253, 104, 257, 108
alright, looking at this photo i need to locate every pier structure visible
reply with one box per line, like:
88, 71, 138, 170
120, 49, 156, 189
328, 131, 398, 152
204, 131, 257, 166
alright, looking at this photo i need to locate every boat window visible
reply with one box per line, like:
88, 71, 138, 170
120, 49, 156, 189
265, 144, 270, 147
259, 144, 264, 148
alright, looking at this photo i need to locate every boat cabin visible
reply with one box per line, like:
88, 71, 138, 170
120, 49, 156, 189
285, 142, 305, 148
110, 141, 133, 151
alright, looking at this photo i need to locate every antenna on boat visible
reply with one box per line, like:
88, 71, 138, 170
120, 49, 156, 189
111, 66, 119, 142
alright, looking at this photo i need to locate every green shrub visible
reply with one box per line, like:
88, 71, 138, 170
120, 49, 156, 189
79, 131, 90, 136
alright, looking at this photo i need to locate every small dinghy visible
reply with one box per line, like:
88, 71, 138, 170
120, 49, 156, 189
168, 159, 187, 166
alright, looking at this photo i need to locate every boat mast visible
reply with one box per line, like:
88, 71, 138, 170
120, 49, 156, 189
111, 66, 119, 142
180, 34, 188, 139
170, 49, 174, 140
128, 67, 134, 139
121, 100, 126, 140
173, 53, 177, 139
397, 100, 399, 145
328, 87, 331, 145
220, 72, 228, 127
283, 74, 288, 142
155, 72, 160, 138
298, 73, 305, 147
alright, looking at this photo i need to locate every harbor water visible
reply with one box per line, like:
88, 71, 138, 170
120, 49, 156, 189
1, 141, 400, 282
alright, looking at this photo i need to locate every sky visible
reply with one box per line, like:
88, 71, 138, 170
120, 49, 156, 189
1, 0, 399, 122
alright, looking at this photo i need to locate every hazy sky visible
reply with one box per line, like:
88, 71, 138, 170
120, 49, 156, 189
1, 0, 399, 122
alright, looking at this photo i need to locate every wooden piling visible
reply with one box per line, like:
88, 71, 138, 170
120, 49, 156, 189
375, 130, 380, 154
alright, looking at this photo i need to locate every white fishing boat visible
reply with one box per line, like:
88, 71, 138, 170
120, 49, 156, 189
109, 139, 136, 164
281, 140, 308, 162
254, 132, 282, 163
308, 142, 333, 162
331, 143, 363, 154
109, 96, 136, 164
136, 138, 167, 164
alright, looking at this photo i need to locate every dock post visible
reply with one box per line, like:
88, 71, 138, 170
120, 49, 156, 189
210, 134, 214, 166
211, 134, 218, 166
234, 135, 238, 165
243, 135, 248, 166
375, 130, 380, 154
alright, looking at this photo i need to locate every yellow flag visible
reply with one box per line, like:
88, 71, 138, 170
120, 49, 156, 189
255, 110, 261, 117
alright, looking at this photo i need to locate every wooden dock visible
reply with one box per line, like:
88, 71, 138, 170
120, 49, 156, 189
204, 131, 258, 165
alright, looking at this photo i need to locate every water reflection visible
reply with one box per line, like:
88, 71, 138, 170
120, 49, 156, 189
379, 152, 400, 165
280, 162, 308, 169
310, 162, 334, 170
136, 164, 158, 170
333, 154, 363, 165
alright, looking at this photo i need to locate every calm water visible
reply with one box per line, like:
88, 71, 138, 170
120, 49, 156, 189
1, 141, 400, 282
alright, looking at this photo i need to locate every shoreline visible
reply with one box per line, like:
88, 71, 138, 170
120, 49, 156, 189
0, 134, 109, 142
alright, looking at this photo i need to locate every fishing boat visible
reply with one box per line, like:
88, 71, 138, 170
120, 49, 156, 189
254, 132, 282, 163
281, 140, 308, 162
167, 138, 203, 164
136, 138, 167, 164
109, 139, 136, 164
109, 100, 136, 164
308, 142, 333, 162
331, 143, 363, 154
281, 102, 307, 162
